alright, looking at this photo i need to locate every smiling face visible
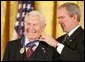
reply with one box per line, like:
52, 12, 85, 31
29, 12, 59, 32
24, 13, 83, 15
24, 15, 45, 41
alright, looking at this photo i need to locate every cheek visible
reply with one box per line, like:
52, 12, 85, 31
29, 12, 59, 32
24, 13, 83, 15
24, 25, 27, 30
64, 19, 72, 29
63, 18, 70, 24
24, 25, 29, 33
63, 18, 68, 22
35, 27, 42, 33
25, 24, 28, 28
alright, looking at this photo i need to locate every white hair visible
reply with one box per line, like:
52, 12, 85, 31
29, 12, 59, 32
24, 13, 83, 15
24, 10, 45, 27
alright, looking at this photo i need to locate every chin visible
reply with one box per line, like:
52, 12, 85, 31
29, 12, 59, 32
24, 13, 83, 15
28, 36, 36, 38
29, 35, 38, 38
63, 29, 67, 32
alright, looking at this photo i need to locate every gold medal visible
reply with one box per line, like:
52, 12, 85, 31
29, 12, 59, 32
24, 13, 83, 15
20, 47, 25, 54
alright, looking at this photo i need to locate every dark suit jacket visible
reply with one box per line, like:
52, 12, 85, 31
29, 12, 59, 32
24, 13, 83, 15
3, 39, 58, 61
56, 26, 84, 61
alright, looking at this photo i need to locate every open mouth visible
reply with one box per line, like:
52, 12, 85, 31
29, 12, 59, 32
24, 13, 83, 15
27, 29, 36, 34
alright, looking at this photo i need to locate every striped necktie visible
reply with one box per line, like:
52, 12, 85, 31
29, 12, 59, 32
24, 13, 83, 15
25, 44, 36, 58
62, 34, 69, 45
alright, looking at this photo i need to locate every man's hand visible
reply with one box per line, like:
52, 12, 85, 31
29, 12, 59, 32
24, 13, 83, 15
39, 34, 59, 48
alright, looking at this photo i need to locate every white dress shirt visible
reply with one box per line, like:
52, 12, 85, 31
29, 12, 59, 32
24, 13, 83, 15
25, 36, 39, 52
57, 25, 80, 54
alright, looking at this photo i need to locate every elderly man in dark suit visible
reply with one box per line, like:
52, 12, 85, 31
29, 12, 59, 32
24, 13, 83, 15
3, 11, 58, 61
39, 3, 84, 61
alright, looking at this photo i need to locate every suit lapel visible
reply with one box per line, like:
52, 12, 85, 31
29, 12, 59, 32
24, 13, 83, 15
66, 26, 83, 48
57, 26, 83, 48
25, 42, 49, 61
36, 42, 53, 61
15, 39, 25, 61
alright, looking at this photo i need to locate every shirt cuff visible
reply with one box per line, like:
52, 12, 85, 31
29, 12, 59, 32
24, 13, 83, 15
56, 43, 64, 54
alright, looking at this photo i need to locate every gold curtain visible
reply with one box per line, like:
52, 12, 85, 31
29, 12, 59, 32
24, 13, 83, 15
1, 1, 84, 60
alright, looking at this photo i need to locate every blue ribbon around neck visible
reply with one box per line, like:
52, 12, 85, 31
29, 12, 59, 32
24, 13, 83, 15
21, 36, 39, 48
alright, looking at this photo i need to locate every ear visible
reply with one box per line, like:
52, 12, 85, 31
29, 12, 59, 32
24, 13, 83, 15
72, 14, 77, 22
41, 24, 46, 33
42, 23, 46, 29
44, 24, 46, 28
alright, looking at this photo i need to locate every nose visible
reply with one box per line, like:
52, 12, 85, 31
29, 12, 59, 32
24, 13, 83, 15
28, 24, 34, 30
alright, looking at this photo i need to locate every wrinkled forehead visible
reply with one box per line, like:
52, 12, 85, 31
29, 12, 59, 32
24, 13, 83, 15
25, 14, 45, 26
25, 15, 45, 27
25, 15, 41, 22
25, 15, 40, 21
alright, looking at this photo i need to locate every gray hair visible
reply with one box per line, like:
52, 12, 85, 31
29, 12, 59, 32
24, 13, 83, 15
58, 2, 81, 22
24, 10, 45, 27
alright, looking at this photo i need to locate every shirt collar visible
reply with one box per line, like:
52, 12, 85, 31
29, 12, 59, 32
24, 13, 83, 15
68, 25, 80, 36
25, 36, 39, 47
